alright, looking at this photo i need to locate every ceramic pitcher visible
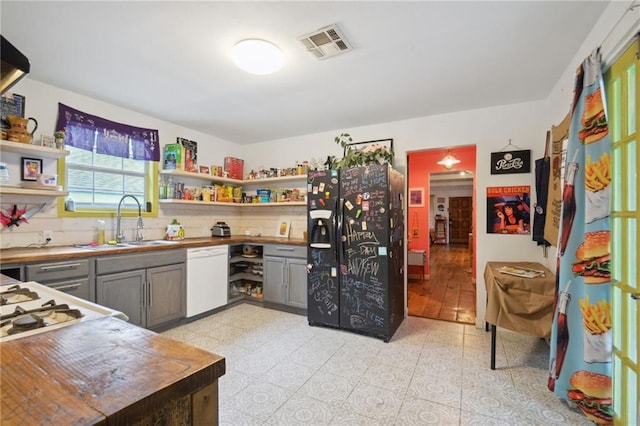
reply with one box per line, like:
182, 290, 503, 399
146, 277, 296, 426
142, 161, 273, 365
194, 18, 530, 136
6, 115, 38, 144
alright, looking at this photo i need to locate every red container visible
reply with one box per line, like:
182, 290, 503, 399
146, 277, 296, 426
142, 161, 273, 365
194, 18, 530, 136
224, 157, 244, 180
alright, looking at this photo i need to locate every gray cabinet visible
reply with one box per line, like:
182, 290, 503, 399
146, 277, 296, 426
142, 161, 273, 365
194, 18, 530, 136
287, 258, 307, 309
25, 259, 94, 302
96, 269, 145, 326
263, 245, 307, 309
263, 256, 286, 304
96, 250, 186, 329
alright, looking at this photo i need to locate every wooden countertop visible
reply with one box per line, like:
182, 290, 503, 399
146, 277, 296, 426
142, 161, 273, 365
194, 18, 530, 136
1, 316, 225, 425
0, 236, 306, 264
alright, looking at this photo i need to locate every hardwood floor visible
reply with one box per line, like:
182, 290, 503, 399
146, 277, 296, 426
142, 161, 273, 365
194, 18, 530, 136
408, 243, 476, 324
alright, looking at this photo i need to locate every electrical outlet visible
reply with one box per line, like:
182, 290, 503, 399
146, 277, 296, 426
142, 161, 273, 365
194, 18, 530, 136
42, 230, 53, 243
202, 225, 210, 236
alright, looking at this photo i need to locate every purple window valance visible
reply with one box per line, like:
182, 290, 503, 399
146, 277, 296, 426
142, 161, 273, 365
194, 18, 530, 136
55, 103, 160, 162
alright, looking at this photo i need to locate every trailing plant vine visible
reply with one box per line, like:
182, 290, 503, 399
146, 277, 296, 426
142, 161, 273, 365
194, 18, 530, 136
331, 133, 394, 168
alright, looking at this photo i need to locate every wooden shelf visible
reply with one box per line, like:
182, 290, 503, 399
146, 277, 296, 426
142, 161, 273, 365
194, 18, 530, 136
158, 199, 243, 206
158, 199, 305, 207
159, 169, 243, 185
243, 175, 307, 185
0, 185, 68, 197
159, 169, 307, 185
0, 139, 69, 159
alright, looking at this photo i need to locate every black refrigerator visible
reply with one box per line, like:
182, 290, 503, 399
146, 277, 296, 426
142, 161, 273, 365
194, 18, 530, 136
307, 164, 405, 342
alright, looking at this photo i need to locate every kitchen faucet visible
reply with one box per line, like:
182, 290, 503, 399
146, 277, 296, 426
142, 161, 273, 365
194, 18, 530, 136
116, 195, 144, 243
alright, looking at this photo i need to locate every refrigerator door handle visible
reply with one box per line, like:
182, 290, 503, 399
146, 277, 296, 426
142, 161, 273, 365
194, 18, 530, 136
339, 197, 346, 262
335, 197, 342, 263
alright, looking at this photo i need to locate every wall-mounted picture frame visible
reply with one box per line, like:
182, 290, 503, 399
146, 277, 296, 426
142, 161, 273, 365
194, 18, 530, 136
275, 217, 291, 238
40, 134, 55, 148
490, 150, 531, 174
21, 157, 42, 181
1, 93, 26, 132
199, 165, 210, 174
409, 187, 424, 207
486, 185, 531, 235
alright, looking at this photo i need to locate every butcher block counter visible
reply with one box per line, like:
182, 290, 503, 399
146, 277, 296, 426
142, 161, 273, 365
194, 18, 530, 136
1, 316, 226, 425
0, 236, 306, 264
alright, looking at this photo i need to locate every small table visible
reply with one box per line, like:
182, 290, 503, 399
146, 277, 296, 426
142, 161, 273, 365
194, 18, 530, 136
408, 250, 426, 280
484, 261, 555, 370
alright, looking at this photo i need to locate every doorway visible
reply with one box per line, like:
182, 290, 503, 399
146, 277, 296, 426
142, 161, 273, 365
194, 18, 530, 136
406, 147, 476, 325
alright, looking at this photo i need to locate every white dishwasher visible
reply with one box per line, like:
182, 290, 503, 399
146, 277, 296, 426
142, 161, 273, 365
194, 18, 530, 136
186, 245, 229, 317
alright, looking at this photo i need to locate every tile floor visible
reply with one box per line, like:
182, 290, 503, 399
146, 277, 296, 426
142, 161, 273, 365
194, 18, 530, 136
162, 303, 590, 425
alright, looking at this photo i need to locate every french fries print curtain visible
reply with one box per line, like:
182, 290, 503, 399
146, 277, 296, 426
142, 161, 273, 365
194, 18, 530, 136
547, 50, 613, 425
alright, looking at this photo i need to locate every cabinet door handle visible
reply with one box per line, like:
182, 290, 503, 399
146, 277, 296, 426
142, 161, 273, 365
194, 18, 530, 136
49, 282, 82, 292
141, 282, 146, 307
275, 247, 295, 252
40, 263, 82, 271
631, 293, 640, 300
148, 282, 153, 307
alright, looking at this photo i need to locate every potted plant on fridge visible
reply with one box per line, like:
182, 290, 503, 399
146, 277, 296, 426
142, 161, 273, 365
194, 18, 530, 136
331, 133, 394, 168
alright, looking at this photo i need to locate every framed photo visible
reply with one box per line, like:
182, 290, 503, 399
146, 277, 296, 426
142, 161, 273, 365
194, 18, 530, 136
409, 187, 424, 207
1, 93, 26, 131
199, 165, 210, 174
275, 218, 291, 238
21, 157, 42, 181
486, 185, 531, 235
40, 134, 55, 148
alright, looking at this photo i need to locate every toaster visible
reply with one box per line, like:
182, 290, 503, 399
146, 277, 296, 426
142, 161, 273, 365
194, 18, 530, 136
211, 221, 231, 237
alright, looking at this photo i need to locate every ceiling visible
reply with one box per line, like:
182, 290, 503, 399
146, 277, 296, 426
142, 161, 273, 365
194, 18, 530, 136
1, 1, 608, 145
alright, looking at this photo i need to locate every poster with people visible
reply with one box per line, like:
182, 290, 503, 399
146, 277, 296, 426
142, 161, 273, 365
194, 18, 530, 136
487, 186, 531, 234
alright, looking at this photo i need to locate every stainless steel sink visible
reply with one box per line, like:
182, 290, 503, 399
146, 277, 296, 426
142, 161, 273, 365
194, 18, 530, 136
73, 243, 130, 250
73, 240, 179, 250
122, 240, 180, 246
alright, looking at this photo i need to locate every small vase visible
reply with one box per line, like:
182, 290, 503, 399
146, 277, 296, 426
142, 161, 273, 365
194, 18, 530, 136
55, 137, 64, 149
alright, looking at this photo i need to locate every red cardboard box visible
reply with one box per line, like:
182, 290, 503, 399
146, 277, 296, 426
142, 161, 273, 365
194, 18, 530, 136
224, 157, 244, 180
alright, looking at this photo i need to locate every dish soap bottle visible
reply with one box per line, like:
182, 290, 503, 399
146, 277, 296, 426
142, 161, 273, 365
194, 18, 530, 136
97, 219, 106, 245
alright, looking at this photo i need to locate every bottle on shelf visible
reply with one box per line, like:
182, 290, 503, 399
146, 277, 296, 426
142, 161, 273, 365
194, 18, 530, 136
158, 175, 167, 199
166, 175, 175, 199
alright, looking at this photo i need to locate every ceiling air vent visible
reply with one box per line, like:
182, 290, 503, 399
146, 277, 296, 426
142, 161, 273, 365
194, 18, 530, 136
298, 24, 352, 60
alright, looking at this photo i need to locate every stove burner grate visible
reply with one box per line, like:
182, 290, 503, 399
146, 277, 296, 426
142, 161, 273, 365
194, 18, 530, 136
0, 299, 83, 337
0, 285, 40, 306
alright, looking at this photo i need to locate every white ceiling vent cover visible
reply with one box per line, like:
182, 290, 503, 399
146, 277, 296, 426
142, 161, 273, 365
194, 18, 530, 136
298, 24, 352, 60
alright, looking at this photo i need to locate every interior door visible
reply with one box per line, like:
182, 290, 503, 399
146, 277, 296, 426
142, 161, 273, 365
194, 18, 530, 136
606, 39, 639, 425
448, 196, 472, 244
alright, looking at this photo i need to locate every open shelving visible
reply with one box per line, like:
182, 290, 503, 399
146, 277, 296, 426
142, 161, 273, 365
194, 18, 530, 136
0, 140, 69, 198
0, 186, 68, 197
159, 169, 307, 207
228, 244, 264, 303
0, 139, 69, 159
159, 168, 307, 185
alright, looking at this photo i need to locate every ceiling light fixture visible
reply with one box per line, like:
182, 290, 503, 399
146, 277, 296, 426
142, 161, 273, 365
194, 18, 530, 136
437, 150, 461, 170
231, 39, 284, 75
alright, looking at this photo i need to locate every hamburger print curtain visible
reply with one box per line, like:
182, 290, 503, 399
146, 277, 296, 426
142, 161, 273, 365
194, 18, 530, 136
547, 50, 612, 424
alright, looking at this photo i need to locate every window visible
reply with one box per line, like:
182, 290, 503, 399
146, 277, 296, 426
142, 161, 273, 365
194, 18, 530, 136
56, 103, 159, 216
66, 142, 148, 208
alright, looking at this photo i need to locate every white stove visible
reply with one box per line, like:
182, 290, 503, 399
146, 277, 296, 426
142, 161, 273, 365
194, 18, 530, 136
0, 281, 128, 342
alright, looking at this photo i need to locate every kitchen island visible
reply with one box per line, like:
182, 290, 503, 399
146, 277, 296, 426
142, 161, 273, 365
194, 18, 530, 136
1, 316, 225, 425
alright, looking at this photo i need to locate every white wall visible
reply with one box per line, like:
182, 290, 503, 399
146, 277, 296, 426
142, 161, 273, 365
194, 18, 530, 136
0, 79, 291, 248
2, 1, 635, 328
246, 99, 548, 326
241, 1, 639, 327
